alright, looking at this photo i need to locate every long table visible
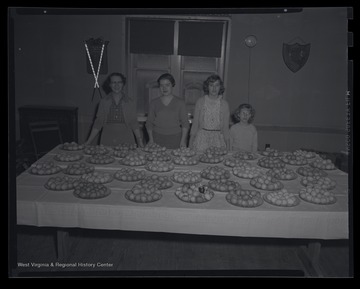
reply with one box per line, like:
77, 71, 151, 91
16, 146, 350, 276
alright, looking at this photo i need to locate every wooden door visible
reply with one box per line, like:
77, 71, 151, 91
126, 16, 229, 119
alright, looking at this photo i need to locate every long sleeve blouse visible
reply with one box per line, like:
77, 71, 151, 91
93, 95, 139, 131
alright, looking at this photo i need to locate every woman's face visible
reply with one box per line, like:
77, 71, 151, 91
208, 80, 221, 97
109, 75, 124, 93
159, 79, 173, 96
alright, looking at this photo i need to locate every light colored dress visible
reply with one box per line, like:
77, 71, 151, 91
192, 95, 226, 151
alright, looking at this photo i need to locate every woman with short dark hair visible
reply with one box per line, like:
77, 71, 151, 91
146, 73, 189, 149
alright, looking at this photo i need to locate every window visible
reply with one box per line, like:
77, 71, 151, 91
127, 16, 229, 117
129, 19, 174, 55
178, 21, 224, 57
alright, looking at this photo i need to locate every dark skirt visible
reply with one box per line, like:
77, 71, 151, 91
101, 123, 136, 146
153, 131, 182, 149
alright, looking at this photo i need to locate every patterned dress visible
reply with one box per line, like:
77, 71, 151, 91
101, 97, 135, 146
192, 95, 226, 151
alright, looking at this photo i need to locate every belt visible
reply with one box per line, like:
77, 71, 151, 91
202, 128, 220, 132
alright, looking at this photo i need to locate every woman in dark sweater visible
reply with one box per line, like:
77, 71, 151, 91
146, 73, 190, 149
85, 72, 143, 147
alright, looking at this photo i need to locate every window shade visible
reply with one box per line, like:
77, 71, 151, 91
178, 21, 223, 57
129, 19, 174, 55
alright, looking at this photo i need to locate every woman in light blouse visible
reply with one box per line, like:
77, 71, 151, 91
189, 74, 230, 151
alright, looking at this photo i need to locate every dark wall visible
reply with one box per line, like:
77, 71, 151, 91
13, 13, 126, 143
225, 8, 347, 152
11, 8, 348, 152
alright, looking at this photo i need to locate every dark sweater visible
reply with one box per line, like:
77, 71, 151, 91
146, 96, 190, 135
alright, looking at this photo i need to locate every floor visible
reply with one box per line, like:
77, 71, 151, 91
10, 226, 352, 278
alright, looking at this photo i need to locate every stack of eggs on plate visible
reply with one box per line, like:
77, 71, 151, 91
172, 171, 202, 184
145, 160, 174, 172
258, 157, 285, 169
60, 142, 85, 151
44, 176, 81, 191
139, 174, 173, 190
200, 166, 231, 180
280, 153, 308, 166
208, 179, 241, 192
266, 167, 298, 180
54, 153, 83, 162
73, 181, 110, 199
299, 185, 337, 204
263, 189, 299, 207
114, 168, 146, 182
173, 156, 199, 165
142, 143, 167, 153
29, 162, 62, 175
84, 145, 110, 155
300, 176, 336, 190
172, 147, 196, 157
310, 158, 336, 170
63, 162, 95, 175
175, 183, 214, 203
121, 153, 147, 166
80, 171, 114, 184
250, 174, 283, 191
86, 154, 115, 164
225, 188, 263, 207
232, 165, 265, 179
125, 182, 162, 203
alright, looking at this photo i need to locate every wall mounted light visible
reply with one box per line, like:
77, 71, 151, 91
245, 35, 257, 48
244, 35, 257, 103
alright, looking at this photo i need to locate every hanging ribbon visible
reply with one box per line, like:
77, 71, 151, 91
85, 42, 105, 100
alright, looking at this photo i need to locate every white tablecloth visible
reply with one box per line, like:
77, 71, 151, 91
16, 146, 349, 240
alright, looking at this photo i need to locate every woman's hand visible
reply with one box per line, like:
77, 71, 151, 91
188, 135, 195, 149
136, 137, 144, 148
180, 140, 187, 148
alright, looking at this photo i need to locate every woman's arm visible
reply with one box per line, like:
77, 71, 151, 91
85, 128, 100, 145
229, 127, 234, 151
145, 100, 156, 144
133, 128, 144, 147
252, 128, 258, 153
179, 100, 190, 147
180, 127, 189, 147
188, 98, 202, 148
222, 101, 231, 150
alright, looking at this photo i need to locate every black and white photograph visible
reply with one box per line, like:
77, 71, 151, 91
8, 6, 353, 278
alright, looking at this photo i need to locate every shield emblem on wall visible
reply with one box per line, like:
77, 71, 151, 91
282, 42, 311, 73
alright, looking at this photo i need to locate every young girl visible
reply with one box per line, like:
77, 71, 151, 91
189, 74, 230, 152
230, 103, 258, 152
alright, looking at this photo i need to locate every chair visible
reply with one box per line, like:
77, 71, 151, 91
146, 80, 160, 105
184, 82, 203, 117
29, 121, 63, 160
